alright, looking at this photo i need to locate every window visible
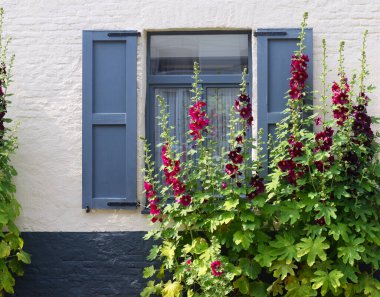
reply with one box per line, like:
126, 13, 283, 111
146, 31, 252, 171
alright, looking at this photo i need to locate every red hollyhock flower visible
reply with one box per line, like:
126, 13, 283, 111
172, 180, 186, 196
236, 135, 243, 144
210, 260, 223, 277
178, 195, 192, 206
189, 100, 209, 140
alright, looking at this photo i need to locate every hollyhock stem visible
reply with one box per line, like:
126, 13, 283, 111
320, 39, 328, 125
359, 30, 368, 97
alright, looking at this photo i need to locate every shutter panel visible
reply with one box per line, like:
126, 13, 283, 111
256, 29, 313, 173
83, 31, 139, 209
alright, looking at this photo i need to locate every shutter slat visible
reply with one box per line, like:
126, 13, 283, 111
83, 31, 138, 209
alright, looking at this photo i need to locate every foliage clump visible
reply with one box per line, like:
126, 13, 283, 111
142, 13, 380, 297
0, 7, 30, 296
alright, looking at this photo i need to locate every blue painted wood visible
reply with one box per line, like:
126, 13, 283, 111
257, 28, 313, 174
82, 31, 138, 209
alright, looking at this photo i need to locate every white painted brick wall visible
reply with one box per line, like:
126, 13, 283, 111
1, 0, 379, 231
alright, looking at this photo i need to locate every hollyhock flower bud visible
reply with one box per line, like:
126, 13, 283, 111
236, 135, 243, 144
221, 182, 227, 189
314, 116, 322, 126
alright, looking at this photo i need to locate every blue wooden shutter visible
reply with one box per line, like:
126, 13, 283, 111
82, 31, 139, 209
256, 29, 313, 173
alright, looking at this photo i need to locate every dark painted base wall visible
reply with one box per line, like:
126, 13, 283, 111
10, 232, 152, 297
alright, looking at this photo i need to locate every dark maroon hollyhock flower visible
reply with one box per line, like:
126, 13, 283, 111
328, 153, 335, 164
314, 116, 322, 126
314, 161, 324, 173
288, 141, 303, 158
236, 147, 242, 153
359, 92, 370, 106
236, 182, 242, 188
287, 169, 297, 185
179, 195, 192, 206
228, 150, 237, 159
221, 182, 227, 189
278, 159, 296, 172
225, 163, 239, 178
238, 94, 250, 103
239, 104, 252, 120
247, 116, 253, 126
314, 216, 326, 226
236, 135, 243, 144
210, 260, 223, 277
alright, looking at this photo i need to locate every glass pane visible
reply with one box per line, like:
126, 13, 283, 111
150, 34, 249, 75
206, 87, 240, 157
154, 88, 192, 171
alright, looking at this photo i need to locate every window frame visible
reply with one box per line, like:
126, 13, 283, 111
145, 30, 252, 164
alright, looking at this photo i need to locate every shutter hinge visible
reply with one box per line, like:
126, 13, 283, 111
107, 201, 138, 207
108, 32, 141, 37
254, 31, 287, 37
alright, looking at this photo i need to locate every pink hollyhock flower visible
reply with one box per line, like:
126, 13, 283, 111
186, 259, 192, 266
221, 182, 227, 189
210, 260, 223, 277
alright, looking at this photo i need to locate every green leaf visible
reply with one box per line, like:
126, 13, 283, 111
218, 212, 235, 225
0, 265, 15, 294
269, 261, 297, 280
269, 233, 298, 264
233, 276, 250, 294
140, 281, 161, 297
337, 236, 365, 265
374, 163, 380, 177
239, 258, 260, 279
315, 204, 337, 225
147, 245, 160, 261
328, 223, 350, 242
8, 259, 24, 276
192, 238, 208, 254
143, 265, 156, 278
16, 250, 31, 264
285, 277, 317, 297
278, 205, 300, 225
224, 198, 239, 210
0, 241, 11, 258
296, 237, 329, 266
233, 230, 252, 250
255, 244, 277, 267
311, 269, 344, 296
162, 281, 182, 297
250, 281, 268, 297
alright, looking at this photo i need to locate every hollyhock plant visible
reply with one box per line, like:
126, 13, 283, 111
142, 14, 380, 297
142, 62, 267, 296
265, 15, 380, 297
